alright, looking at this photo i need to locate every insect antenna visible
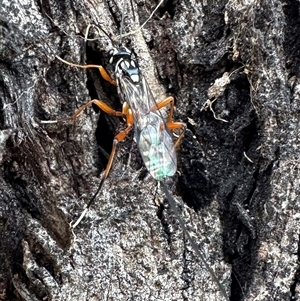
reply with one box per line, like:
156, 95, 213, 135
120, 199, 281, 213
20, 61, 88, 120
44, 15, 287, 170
118, 0, 127, 47
113, 0, 165, 40
160, 181, 230, 301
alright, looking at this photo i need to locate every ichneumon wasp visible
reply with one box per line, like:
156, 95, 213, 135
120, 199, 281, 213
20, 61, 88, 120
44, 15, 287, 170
41, 1, 230, 300
54, 46, 186, 227
44, 0, 187, 228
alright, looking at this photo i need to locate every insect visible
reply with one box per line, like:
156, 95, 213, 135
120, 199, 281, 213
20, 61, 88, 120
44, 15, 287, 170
49, 0, 186, 227
42, 1, 230, 300
54, 45, 186, 227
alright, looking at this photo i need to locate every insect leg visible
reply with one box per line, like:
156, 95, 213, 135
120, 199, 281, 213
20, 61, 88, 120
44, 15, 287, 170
166, 122, 187, 148
40, 100, 123, 124
154, 96, 175, 123
70, 99, 124, 121
154, 96, 187, 147
72, 124, 133, 228
72, 107, 133, 228
56, 56, 117, 85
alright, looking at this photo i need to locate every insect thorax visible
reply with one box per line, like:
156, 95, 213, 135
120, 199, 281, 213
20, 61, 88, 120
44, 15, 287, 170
109, 46, 150, 119
109, 46, 140, 84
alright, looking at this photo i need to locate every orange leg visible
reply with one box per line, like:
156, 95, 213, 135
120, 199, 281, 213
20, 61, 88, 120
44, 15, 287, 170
41, 99, 124, 124
166, 121, 187, 148
56, 56, 117, 85
154, 96, 175, 123
153, 96, 186, 147
70, 99, 124, 121
72, 109, 134, 228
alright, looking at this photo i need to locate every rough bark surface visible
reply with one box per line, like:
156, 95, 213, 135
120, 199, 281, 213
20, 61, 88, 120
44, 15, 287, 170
0, 0, 299, 301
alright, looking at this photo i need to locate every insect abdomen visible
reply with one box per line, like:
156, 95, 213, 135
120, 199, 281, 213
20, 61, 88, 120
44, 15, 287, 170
137, 115, 177, 181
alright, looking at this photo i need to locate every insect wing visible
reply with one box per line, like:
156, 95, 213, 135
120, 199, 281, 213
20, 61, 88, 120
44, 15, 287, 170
118, 75, 177, 180
117, 75, 155, 118
137, 112, 177, 180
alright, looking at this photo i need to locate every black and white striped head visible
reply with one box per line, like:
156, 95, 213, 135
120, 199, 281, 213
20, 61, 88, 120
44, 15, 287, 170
109, 46, 140, 83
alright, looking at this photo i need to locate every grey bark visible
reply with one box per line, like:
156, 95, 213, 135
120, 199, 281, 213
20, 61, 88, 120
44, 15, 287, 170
0, 0, 299, 301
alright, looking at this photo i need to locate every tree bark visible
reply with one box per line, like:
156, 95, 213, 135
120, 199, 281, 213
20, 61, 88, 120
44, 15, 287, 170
0, 0, 299, 300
